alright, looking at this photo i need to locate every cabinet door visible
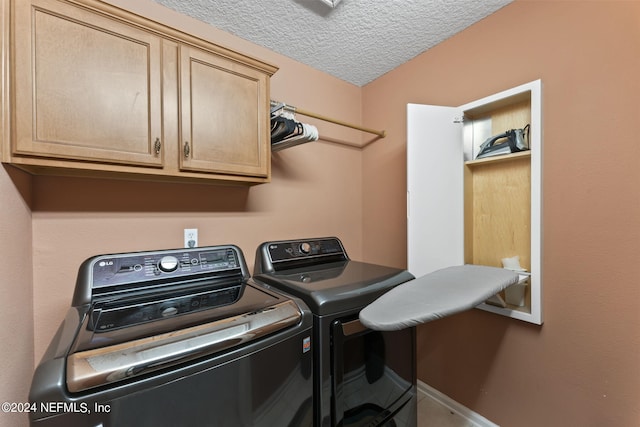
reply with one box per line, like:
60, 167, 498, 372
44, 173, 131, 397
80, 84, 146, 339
179, 45, 269, 178
13, 0, 163, 167
407, 104, 464, 278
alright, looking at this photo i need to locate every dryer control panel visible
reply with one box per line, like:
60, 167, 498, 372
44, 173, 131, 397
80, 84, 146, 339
255, 237, 348, 273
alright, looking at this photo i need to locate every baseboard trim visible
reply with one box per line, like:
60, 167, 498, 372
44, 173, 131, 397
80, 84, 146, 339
417, 380, 499, 427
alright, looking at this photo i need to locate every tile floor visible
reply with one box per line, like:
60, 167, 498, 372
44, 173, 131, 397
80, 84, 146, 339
417, 391, 478, 427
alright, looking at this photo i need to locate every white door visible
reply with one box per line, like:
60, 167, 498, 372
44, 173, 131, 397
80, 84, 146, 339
406, 104, 464, 278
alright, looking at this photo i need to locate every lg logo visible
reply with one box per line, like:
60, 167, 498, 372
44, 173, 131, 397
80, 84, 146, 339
98, 260, 114, 267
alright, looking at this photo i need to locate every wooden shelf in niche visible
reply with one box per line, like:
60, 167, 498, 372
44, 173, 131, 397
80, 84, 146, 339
465, 150, 531, 167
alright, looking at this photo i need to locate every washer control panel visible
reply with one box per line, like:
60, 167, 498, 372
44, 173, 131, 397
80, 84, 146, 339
90, 246, 241, 290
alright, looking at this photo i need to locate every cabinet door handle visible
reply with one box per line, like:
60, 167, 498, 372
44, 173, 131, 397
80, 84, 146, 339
183, 141, 190, 158
154, 138, 161, 155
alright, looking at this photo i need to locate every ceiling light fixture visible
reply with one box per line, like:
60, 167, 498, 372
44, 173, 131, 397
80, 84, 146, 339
318, 0, 343, 8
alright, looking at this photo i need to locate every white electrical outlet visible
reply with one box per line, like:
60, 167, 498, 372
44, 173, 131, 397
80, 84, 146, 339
184, 228, 198, 248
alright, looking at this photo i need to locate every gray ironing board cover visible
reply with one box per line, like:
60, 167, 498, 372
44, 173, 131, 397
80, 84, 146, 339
359, 265, 519, 331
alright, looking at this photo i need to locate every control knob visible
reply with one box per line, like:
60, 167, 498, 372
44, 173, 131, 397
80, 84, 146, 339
158, 255, 179, 273
299, 242, 312, 254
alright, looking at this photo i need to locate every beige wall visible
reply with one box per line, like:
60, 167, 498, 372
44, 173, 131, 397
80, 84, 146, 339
1, 0, 35, 423
0, 168, 33, 427
362, 0, 640, 425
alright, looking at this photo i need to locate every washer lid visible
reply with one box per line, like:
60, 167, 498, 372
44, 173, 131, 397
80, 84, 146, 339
254, 260, 414, 315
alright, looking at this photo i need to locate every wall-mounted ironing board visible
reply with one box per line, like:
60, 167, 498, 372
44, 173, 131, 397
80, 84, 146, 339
359, 265, 519, 331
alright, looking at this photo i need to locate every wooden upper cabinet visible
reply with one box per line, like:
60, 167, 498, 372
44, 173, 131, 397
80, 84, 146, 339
13, 0, 164, 167
6, 0, 277, 183
179, 46, 270, 178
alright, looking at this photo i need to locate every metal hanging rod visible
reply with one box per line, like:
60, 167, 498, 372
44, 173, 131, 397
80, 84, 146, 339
270, 101, 386, 138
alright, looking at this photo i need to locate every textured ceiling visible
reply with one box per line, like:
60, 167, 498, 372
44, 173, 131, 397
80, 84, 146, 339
153, 0, 514, 87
